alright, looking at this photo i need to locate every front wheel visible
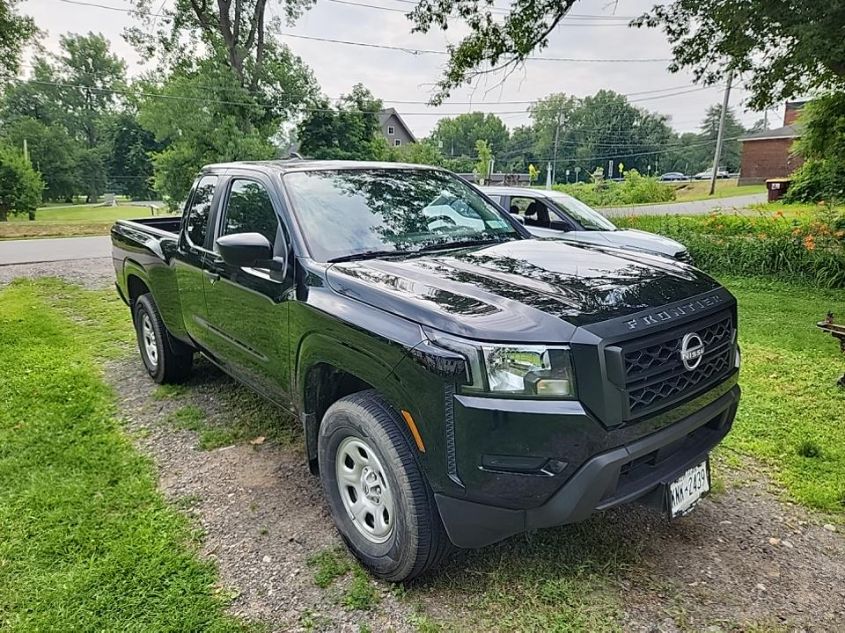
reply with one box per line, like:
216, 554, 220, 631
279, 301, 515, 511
133, 293, 193, 384
318, 390, 453, 582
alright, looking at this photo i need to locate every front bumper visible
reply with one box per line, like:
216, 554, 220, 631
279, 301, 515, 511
434, 382, 739, 548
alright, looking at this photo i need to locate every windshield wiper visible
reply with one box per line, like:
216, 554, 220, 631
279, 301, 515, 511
327, 249, 402, 263
416, 237, 513, 253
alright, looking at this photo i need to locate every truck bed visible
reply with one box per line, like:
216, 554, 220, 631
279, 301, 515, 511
118, 216, 183, 236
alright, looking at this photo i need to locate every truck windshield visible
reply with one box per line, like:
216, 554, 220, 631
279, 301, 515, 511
283, 169, 521, 262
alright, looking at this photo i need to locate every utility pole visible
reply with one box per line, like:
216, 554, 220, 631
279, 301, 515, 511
709, 69, 734, 196
23, 138, 29, 163
550, 109, 563, 186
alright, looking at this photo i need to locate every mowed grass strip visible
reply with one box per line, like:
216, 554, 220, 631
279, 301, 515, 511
0, 280, 248, 632
724, 276, 845, 511
1, 204, 175, 240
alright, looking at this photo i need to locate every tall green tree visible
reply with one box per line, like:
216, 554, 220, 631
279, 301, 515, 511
107, 113, 161, 199
430, 112, 509, 160
138, 52, 315, 204
0, 117, 79, 201
0, 0, 37, 81
297, 84, 387, 160
697, 104, 745, 172
409, 1, 845, 109
0, 146, 43, 221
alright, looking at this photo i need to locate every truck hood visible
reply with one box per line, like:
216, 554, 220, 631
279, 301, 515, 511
325, 238, 719, 342
526, 227, 687, 258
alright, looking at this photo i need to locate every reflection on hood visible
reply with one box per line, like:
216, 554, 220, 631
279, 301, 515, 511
326, 239, 719, 341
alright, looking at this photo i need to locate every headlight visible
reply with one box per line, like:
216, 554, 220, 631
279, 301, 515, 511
427, 331, 576, 398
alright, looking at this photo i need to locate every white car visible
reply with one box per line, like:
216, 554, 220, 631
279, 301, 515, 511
480, 186, 692, 263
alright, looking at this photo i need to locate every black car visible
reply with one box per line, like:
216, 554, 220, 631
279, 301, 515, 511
111, 161, 741, 581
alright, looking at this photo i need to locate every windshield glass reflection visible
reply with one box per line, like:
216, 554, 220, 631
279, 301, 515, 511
545, 191, 617, 231
284, 169, 520, 261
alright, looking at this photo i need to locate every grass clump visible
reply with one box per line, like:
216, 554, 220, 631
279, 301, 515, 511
0, 279, 247, 632
343, 568, 381, 611
308, 547, 353, 588
153, 383, 188, 400
168, 404, 206, 430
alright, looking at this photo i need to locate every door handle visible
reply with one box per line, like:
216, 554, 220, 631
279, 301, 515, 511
204, 270, 220, 284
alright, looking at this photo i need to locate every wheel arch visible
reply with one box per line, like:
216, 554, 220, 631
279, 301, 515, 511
296, 332, 414, 474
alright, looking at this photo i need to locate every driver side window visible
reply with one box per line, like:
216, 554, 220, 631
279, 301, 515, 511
221, 179, 281, 250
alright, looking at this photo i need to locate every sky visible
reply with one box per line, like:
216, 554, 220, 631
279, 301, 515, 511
19, 0, 783, 138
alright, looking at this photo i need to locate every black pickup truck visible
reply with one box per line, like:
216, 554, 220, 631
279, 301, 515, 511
112, 160, 741, 581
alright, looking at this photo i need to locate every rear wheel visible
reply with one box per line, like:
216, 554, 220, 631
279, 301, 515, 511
318, 390, 453, 581
133, 293, 193, 384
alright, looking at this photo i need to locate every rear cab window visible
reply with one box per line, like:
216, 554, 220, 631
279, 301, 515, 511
184, 175, 218, 248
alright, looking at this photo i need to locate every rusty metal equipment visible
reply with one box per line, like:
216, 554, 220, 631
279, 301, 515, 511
818, 312, 845, 387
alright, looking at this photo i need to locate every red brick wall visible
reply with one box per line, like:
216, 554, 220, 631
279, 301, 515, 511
738, 138, 804, 185
783, 102, 805, 126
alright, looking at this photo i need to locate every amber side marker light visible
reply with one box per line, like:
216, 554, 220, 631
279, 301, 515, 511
400, 410, 426, 453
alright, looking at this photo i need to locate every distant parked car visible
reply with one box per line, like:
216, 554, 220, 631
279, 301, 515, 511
659, 172, 688, 182
480, 186, 692, 263
693, 169, 730, 180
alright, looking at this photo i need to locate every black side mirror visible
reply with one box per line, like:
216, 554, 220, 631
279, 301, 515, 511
216, 232, 273, 268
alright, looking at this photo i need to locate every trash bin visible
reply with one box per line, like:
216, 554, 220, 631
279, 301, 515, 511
766, 178, 791, 202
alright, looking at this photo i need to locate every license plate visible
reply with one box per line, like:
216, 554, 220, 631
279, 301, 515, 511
668, 459, 710, 518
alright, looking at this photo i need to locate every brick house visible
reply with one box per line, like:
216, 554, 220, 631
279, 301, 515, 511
737, 100, 806, 185
378, 108, 416, 148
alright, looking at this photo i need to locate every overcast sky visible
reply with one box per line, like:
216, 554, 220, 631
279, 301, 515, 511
20, 0, 781, 137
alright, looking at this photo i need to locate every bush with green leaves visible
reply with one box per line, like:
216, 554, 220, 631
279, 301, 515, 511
0, 145, 43, 221
784, 159, 845, 204
615, 208, 845, 288
553, 170, 675, 207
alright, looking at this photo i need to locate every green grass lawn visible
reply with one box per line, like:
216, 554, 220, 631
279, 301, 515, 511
10, 203, 167, 223
0, 279, 248, 632
670, 180, 766, 202
722, 276, 845, 511
1, 203, 176, 240
0, 275, 842, 630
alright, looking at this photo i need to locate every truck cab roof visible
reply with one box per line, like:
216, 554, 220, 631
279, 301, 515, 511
200, 159, 442, 176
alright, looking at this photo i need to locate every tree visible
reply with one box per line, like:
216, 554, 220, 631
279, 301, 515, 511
430, 112, 509, 160
473, 139, 493, 185
107, 113, 161, 199
635, 2, 845, 111
697, 104, 745, 172
409, 0, 577, 102
0, 0, 37, 81
410, 1, 845, 110
1, 33, 129, 202
501, 125, 538, 173
0, 117, 79, 201
127, 0, 313, 90
0, 146, 43, 221
391, 139, 444, 166
55, 33, 127, 151
297, 84, 387, 160
139, 49, 316, 204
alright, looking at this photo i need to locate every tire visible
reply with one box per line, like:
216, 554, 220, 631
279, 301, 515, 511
318, 390, 453, 582
133, 293, 193, 384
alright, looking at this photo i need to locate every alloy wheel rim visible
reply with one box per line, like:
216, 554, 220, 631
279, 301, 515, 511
141, 313, 158, 368
335, 435, 395, 544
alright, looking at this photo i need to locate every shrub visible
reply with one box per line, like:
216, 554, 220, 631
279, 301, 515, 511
615, 208, 845, 288
783, 159, 845, 204
0, 145, 43, 221
553, 169, 675, 207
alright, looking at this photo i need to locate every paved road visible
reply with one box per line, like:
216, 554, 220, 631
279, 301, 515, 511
602, 193, 767, 217
0, 235, 111, 265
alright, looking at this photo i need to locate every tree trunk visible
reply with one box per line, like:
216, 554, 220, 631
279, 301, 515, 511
0, 209, 7, 222
29, 210, 36, 221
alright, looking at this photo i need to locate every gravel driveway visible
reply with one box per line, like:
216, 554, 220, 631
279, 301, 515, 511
10, 257, 845, 632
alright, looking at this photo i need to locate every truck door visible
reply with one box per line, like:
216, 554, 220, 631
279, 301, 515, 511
202, 175, 292, 402
174, 174, 218, 349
